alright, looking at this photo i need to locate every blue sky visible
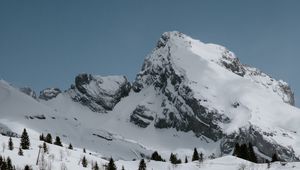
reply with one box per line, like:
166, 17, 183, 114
0, 0, 299, 106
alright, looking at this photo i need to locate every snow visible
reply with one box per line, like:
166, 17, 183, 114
0, 134, 298, 170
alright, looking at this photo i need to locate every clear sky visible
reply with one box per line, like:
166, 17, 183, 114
0, 0, 299, 106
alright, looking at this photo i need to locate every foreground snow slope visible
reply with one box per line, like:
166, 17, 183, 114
0, 134, 298, 170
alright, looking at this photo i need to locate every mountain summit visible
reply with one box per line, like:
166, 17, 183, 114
0, 31, 299, 162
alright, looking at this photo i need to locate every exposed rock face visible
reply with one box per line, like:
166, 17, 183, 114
0, 123, 19, 137
19, 87, 37, 99
130, 105, 154, 128
39, 88, 61, 100
220, 126, 298, 162
68, 74, 131, 113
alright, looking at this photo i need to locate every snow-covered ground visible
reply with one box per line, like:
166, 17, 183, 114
0, 134, 298, 170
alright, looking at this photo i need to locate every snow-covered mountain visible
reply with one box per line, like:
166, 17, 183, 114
1, 31, 300, 164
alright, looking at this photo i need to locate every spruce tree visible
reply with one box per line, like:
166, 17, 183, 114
138, 159, 146, 170
39, 134, 44, 141
68, 143, 73, 150
169, 153, 181, 164
169, 153, 176, 164
18, 148, 23, 156
93, 162, 99, 170
83, 148, 86, 153
45, 133, 52, 144
121, 165, 125, 170
0, 156, 4, 170
8, 137, 13, 150
192, 148, 199, 161
20, 128, 30, 149
24, 165, 31, 170
199, 152, 204, 162
0, 158, 6, 170
233, 143, 241, 157
248, 143, 257, 163
82, 156, 88, 167
239, 144, 249, 160
43, 142, 48, 153
271, 153, 279, 162
185, 156, 188, 163
6, 157, 13, 170
107, 157, 116, 170
54, 136, 63, 146
151, 151, 164, 161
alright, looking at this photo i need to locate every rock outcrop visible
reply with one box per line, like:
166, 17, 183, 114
68, 74, 131, 112
39, 88, 61, 100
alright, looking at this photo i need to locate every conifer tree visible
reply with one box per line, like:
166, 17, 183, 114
43, 142, 48, 153
0, 156, 4, 170
233, 143, 240, 157
192, 148, 199, 161
24, 165, 31, 170
248, 143, 257, 163
20, 128, 30, 149
18, 148, 23, 156
239, 144, 249, 160
121, 165, 125, 170
138, 159, 146, 170
271, 153, 279, 162
6, 157, 13, 170
106, 157, 116, 170
82, 156, 88, 167
93, 162, 99, 170
39, 134, 44, 141
68, 143, 73, 150
83, 148, 86, 153
8, 137, 13, 150
54, 136, 63, 146
169, 153, 181, 164
185, 156, 188, 163
45, 133, 52, 144
0, 158, 6, 170
0, 156, 3, 165
169, 153, 176, 164
199, 152, 204, 162
151, 151, 164, 161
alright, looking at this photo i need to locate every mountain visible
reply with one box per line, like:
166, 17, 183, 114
129, 31, 299, 161
0, 31, 300, 163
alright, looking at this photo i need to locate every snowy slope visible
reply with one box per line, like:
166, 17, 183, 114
0, 134, 298, 170
0, 80, 151, 160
